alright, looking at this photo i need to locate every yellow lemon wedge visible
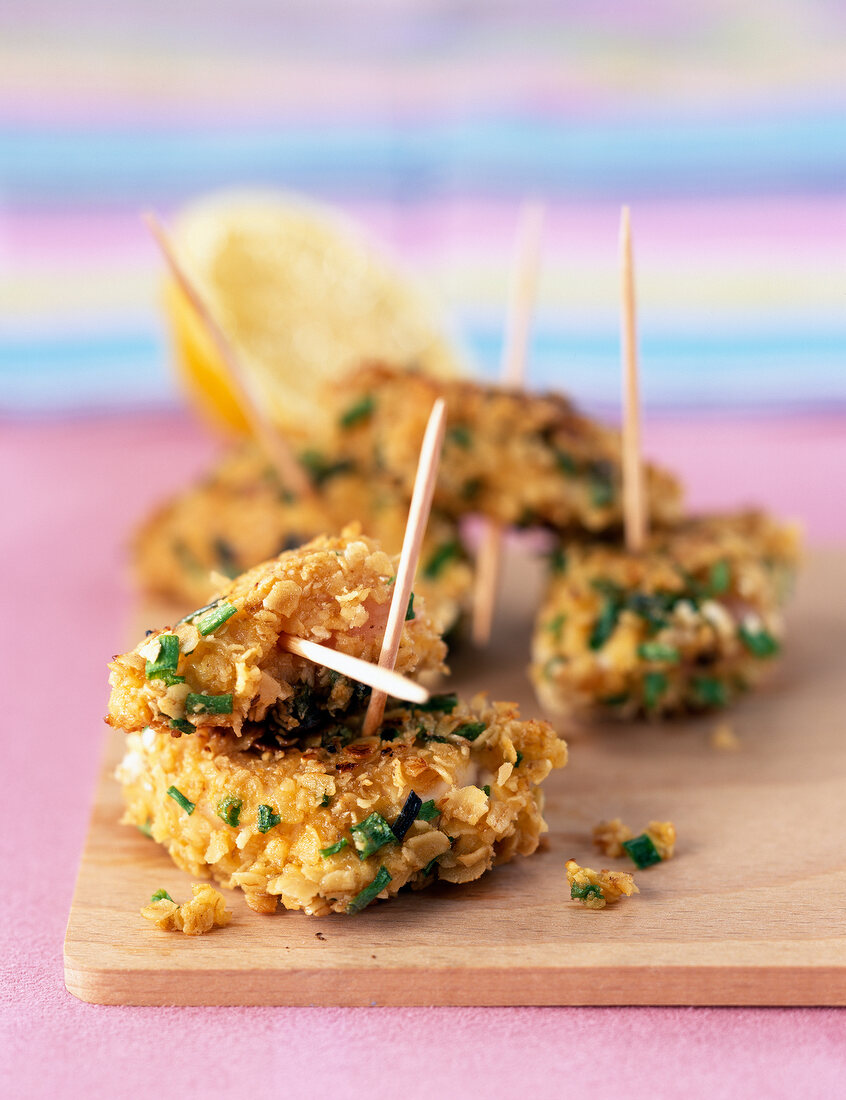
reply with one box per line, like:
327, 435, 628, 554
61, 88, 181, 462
162, 190, 468, 440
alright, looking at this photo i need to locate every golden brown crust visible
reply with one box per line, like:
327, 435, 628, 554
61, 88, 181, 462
118, 696, 567, 916
332, 363, 683, 532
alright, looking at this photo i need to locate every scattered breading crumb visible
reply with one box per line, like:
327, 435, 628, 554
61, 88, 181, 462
140, 883, 232, 935
710, 721, 741, 752
593, 819, 676, 866
565, 858, 638, 909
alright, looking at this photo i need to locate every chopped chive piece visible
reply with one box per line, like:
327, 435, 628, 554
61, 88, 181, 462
638, 642, 681, 663
166, 786, 194, 815
216, 794, 243, 827
169, 718, 194, 735
454, 721, 486, 741
545, 612, 566, 640
461, 476, 482, 501
405, 593, 415, 621
447, 424, 472, 449
145, 633, 180, 680
600, 692, 630, 707
554, 450, 577, 476
589, 478, 614, 508
195, 601, 237, 636
482, 785, 491, 797
213, 537, 239, 578
421, 857, 440, 877
257, 804, 281, 833
623, 833, 662, 869
423, 540, 462, 580
347, 866, 392, 914
175, 597, 221, 628
186, 692, 233, 715
549, 547, 568, 573
417, 800, 440, 821
351, 812, 396, 860
692, 676, 728, 708
514, 750, 524, 767
320, 838, 349, 858
738, 624, 780, 658
320, 793, 332, 808
708, 559, 731, 596
339, 393, 375, 428
391, 791, 423, 842
150, 888, 173, 903
299, 450, 355, 488
643, 671, 669, 711
589, 584, 622, 649
149, 670, 185, 687
571, 881, 604, 902
137, 819, 153, 838
415, 693, 458, 714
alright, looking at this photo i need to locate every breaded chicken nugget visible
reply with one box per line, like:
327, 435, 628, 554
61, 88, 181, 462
133, 442, 472, 636
332, 363, 683, 532
109, 528, 446, 740
531, 510, 800, 718
118, 694, 567, 915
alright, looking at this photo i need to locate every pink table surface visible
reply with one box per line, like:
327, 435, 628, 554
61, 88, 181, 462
3, 410, 845, 1099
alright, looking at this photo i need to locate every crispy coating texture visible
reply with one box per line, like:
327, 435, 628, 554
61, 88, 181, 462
118, 696, 568, 916
532, 510, 801, 719
332, 363, 683, 532
593, 819, 676, 861
565, 859, 638, 909
140, 883, 231, 934
109, 528, 446, 739
132, 442, 473, 636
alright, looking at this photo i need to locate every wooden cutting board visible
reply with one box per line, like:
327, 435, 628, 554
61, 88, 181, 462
64, 548, 846, 1006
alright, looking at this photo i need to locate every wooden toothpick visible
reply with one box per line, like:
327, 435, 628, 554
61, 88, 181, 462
472, 200, 545, 645
143, 211, 313, 499
362, 398, 447, 736
620, 205, 647, 552
279, 635, 429, 705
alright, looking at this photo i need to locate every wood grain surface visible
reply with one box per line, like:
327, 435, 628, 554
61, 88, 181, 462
64, 547, 846, 1006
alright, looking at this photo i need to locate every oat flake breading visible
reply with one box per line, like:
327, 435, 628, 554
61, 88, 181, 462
593, 819, 677, 863
332, 363, 683, 533
119, 696, 567, 916
532, 510, 801, 719
565, 859, 638, 910
109, 527, 446, 741
140, 883, 231, 934
132, 441, 473, 636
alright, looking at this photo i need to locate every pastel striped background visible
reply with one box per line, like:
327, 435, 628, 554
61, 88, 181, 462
2, 2, 845, 419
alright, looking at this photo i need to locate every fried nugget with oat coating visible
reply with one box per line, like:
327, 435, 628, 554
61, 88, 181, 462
532, 510, 800, 719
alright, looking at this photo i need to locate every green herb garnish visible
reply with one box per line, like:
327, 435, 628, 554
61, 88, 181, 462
461, 477, 482, 501
643, 671, 669, 711
169, 718, 194, 735
405, 593, 415, 621
347, 866, 392, 914
545, 612, 566, 640
738, 624, 780, 658
320, 793, 332, 808
453, 721, 486, 741
185, 692, 233, 715
300, 450, 354, 488
637, 642, 681, 663
571, 881, 604, 902
145, 633, 180, 681
548, 546, 568, 574
339, 393, 375, 428
150, 888, 173, 903
623, 833, 662, 869
447, 424, 472, 449
554, 450, 577, 476
195, 601, 237, 636
708, 559, 731, 595
418, 800, 440, 821
138, 819, 153, 838
421, 857, 440, 876
514, 750, 523, 767
423, 541, 462, 580
257, 804, 281, 833
351, 813, 396, 860
320, 838, 349, 858
166, 786, 195, 815
590, 582, 622, 650
390, 791, 423, 842
482, 785, 491, 797
414, 693, 458, 714
691, 676, 728, 708
216, 794, 243, 827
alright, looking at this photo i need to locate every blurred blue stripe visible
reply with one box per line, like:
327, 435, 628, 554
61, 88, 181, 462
3, 113, 846, 201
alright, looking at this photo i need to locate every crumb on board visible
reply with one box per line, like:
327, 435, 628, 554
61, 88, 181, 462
565, 858, 638, 910
593, 819, 676, 866
710, 721, 741, 752
140, 883, 232, 934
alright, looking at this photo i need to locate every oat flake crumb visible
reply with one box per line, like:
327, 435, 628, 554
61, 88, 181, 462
710, 721, 741, 752
565, 858, 638, 910
140, 883, 232, 935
